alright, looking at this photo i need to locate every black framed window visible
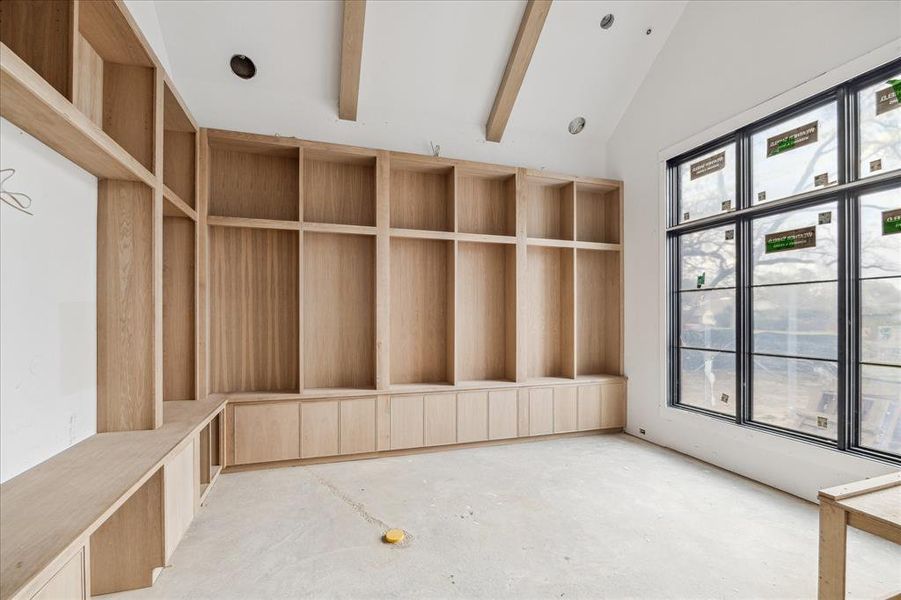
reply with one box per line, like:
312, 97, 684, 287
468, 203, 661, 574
667, 58, 901, 464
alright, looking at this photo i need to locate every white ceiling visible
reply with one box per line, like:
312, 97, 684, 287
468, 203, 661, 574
152, 0, 686, 176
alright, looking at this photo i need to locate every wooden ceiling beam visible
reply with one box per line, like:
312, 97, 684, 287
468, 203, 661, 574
339, 0, 366, 121
485, 0, 552, 143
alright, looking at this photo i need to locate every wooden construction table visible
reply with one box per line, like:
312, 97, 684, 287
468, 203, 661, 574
818, 472, 901, 599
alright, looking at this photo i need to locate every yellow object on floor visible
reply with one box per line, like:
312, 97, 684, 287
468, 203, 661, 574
383, 529, 405, 544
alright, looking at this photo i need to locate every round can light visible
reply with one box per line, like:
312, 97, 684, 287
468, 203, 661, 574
230, 54, 256, 79
600, 14, 614, 29
568, 117, 586, 135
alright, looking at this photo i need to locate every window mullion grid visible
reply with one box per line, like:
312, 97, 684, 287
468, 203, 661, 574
736, 129, 751, 425
845, 189, 860, 451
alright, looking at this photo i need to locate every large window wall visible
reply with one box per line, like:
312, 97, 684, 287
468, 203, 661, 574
667, 59, 901, 463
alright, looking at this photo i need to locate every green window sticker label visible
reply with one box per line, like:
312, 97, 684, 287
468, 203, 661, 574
765, 226, 816, 253
696, 272, 706, 289
883, 208, 901, 236
767, 121, 818, 157
689, 151, 726, 180
876, 79, 901, 115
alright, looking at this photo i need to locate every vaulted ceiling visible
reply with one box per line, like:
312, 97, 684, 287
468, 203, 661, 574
151, 0, 687, 175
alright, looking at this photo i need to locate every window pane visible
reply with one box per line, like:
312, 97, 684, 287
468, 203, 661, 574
678, 145, 736, 223
680, 289, 735, 351
753, 282, 837, 360
860, 364, 901, 456
861, 278, 901, 366
860, 186, 901, 279
858, 73, 901, 177
752, 355, 838, 440
679, 349, 736, 416
752, 202, 838, 285
679, 225, 736, 290
752, 103, 838, 204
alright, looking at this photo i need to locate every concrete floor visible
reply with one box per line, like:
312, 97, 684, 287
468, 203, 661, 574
116, 434, 899, 599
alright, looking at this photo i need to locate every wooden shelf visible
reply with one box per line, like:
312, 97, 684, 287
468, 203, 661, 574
209, 135, 300, 221
0, 43, 155, 185
303, 149, 376, 226
207, 215, 300, 231
389, 163, 454, 232
526, 176, 575, 241
303, 232, 375, 389
576, 182, 620, 244
457, 169, 516, 236
163, 185, 197, 220
390, 238, 454, 385
209, 227, 299, 394
302, 222, 376, 236
577, 249, 622, 376
457, 242, 516, 382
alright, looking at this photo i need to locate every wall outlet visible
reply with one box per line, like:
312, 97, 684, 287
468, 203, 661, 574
639, 428, 646, 435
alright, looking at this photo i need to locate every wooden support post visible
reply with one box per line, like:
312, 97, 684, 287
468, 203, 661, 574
375, 150, 391, 390
818, 500, 847, 600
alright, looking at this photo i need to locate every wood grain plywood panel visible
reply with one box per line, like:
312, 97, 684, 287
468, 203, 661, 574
577, 189, 620, 244
0, 0, 73, 98
210, 148, 299, 220
527, 181, 573, 240
164, 129, 195, 208
340, 398, 376, 455
390, 395, 424, 450
457, 174, 514, 236
209, 227, 299, 393
457, 243, 514, 381
457, 391, 488, 443
233, 403, 300, 465
303, 232, 375, 389
553, 386, 577, 433
74, 34, 103, 125
89, 470, 163, 595
488, 390, 517, 440
163, 217, 195, 401
103, 62, 155, 172
529, 387, 553, 435
31, 548, 86, 600
527, 246, 573, 379
163, 439, 194, 561
390, 239, 449, 385
97, 180, 156, 432
301, 401, 339, 458
424, 393, 456, 446
577, 384, 602, 431
390, 168, 452, 231
577, 249, 621, 376
304, 158, 375, 226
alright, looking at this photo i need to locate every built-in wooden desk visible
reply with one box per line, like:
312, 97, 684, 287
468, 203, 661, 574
818, 472, 901, 599
0, 398, 226, 600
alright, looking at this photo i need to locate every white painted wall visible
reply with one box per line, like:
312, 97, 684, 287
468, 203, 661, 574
606, 1, 901, 502
124, 0, 173, 77
0, 118, 98, 483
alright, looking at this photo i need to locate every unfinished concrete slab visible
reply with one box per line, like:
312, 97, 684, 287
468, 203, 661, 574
111, 435, 900, 599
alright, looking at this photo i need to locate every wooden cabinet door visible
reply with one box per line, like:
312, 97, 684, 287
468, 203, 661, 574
391, 395, 424, 450
577, 384, 602, 431
233, 402, 300, 465
488, 390, 517, 440
601, 382, 626, 428
529, 388, 554, 435
553, 386, 577, 433
340, 398, 376, 455
457, 391, 488, 443
424, 393, 456, 446
301, 401, 339, 458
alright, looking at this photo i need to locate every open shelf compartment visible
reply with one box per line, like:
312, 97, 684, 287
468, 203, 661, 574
208, 226, 299, 394
526, 246, 575, 379
576, 182, 620, 244
303, 231, 375, 389
0, 0, 74, 100
389, 160, 454, 232
163, 216, 196, 401
576, 249, 622, 376
209, 134, 300, 221
163, 82, 196, 209
527, 176, 575, 241
303, 149, 376, 226
457, 242, 516, 383
390, 238, 454, 385
456, 168, 515, 236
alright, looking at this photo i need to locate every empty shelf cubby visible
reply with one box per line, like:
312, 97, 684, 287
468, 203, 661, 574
163, 83, 196, 208
456, 169, 516, 236
527, 177, 575, 241
526, 246, 575, 379
389, 162, 454, 232
303, 150, 376, 226
576, 183, 620, 244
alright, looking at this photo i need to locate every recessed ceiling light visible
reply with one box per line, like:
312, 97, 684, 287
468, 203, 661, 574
600, 14, 614, 29
230, 54, 256, 79
645, 27, 653, 35
568, 117, 586, 135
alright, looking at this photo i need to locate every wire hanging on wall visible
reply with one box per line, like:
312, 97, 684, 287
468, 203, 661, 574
0, 169, 33, 216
